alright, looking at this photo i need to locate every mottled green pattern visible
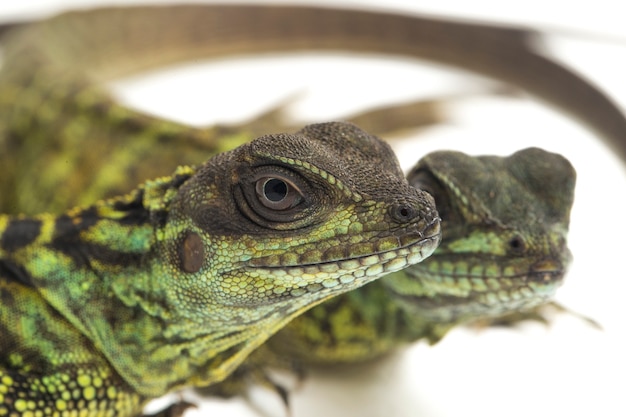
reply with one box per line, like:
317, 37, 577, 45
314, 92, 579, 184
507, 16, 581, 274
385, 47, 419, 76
0, 4, 588, 415
0, 122, 441, 415
230, 147, 575, 371
195, 146, 575, 403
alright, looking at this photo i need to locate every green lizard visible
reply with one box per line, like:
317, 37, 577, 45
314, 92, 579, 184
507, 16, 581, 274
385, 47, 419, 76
0, 121, 441, 416
0, 3, 613, 415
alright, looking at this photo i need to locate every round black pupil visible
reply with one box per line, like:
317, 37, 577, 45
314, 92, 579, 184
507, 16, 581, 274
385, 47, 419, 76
264, 179, 288, 202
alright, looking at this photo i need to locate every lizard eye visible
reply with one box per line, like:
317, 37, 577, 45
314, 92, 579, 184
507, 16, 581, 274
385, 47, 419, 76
235, 166, 313, 229
255, 177, 303, 210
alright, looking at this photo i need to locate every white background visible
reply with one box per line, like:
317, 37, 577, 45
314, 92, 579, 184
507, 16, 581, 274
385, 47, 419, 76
2, 1, 625, 416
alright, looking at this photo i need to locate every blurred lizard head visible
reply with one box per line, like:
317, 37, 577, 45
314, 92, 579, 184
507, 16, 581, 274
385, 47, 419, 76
384, 147, 575, 324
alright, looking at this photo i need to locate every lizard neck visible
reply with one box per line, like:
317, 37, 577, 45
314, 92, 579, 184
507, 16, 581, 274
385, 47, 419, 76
0, 164, 194, 294
0, 165, 198, 396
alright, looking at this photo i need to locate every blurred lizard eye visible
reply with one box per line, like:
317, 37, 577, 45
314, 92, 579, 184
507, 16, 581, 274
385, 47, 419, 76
255, 176, 303, 210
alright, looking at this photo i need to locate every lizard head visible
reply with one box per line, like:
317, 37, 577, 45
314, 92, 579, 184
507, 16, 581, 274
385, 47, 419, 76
74, 121, 440, 395
15, 122, 439, 397
383, 147, 575, 324
144, 122, 439, 387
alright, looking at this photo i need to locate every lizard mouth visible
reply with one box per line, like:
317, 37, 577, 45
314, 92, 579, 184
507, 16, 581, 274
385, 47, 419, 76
246, 222, 442, 295
386, 254, 567, 322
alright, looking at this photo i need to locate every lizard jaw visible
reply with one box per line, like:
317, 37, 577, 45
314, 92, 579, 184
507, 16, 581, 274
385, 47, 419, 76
385, 254, 568, 323
243, 228, 442, 298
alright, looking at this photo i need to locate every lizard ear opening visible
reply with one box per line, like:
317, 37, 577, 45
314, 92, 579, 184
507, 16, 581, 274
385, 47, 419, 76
179, 231, 205, 273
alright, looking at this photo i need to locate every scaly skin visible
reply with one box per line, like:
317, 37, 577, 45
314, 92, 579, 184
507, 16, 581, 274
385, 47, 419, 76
0, 122, 441, 416
200, 146, 575, 400
259, 147, 576, 365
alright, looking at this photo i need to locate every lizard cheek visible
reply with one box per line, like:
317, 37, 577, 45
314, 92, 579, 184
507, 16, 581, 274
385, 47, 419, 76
179, 231, 205, 273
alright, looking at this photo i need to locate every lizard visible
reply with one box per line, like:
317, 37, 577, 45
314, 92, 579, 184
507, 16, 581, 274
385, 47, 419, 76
0, 2, 611, 414
0, 121, 442, 416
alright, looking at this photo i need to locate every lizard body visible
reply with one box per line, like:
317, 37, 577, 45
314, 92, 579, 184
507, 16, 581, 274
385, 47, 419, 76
0, 122, 441, 415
